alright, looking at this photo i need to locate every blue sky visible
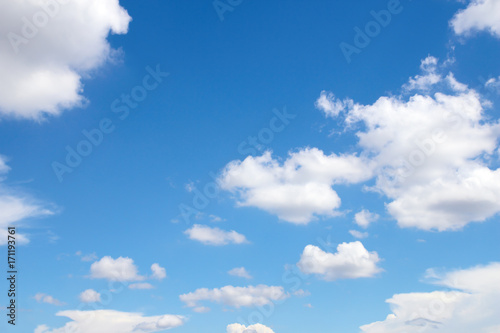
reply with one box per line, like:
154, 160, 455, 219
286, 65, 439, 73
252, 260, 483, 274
1, 0, 500, 332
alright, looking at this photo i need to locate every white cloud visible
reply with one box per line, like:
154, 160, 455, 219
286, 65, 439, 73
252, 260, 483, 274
0, 156, 53, 245
485, 76, 500, 93
0, 0, 131, 119
403, 56, 442, 92
185, 224, 248, 246
450, 0, 500, 38
79, 289, 101, 303
218, 148, 373, 224
360, 262, 500, 333
129, 283, 154, 290
151, 263, 167, 280
90, 256, 145, 282
227, 323, 275, 333
293, 289, 311, 297
349, 230, 369, 239
35, 310, 185, 333
34, 293, 65, 306
297, 241, 382, 281
327, 57, 500, 231
354, 209, 379, 229
76, 251, 98, 262
179, 285, 288, 309
193, 306, 210, 313
228, 267, 252, 279
315, 90, 353, 117
209, 214, 224, 222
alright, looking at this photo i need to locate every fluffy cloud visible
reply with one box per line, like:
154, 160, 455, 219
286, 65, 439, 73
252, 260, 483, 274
0, 156, 53, 245
228, 267, 253, 279
35, 310, 185, 333
218, 149, 373, 224
185, 224, 248, 246
79, 289, 101, 303
360, 262, 500, 333
90, 256, 145, 282
151, 263, 167, 280
403, 56, 441, 92
320, 56, 500, 231
315, 90, 352, 117
34, 293, 65, 306
354, 209, 379, 229
450, 0, 500, 38
349, 230, 369, 239
227, 323, 275, 333
0, 0, 131, 119
179, 285, 288, 309
297, 241, 382, 281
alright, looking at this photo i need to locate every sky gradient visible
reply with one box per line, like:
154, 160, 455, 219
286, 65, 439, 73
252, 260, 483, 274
1, 0, 500, 332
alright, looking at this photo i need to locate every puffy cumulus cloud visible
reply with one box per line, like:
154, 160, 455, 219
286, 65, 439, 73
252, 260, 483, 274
34, 293, 65, 306
297, 241, 382, 281
218, 148, 373, 224
0, 0, 131, 119
151, 263, 167, 280
360, 262, 500, 333
184, 224, 248, 246
450, 0, 500, 38
227, 323, 275, 333
179, 285, 289, 309
0, 156, 54, 245
79, 289, 101, 303
321, 56, 500, 231
315, 90, 353, 117
228, 267, 253, 279
354, 209, 379, 229
90, 256, 145, 282
35, 310, 186, 333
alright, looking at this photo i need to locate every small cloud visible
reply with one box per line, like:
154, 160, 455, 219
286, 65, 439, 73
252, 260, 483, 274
315, 90, 353, 117
349, 230, 369, 239
184, 182, 196, 193
76, 251, 98, 262
354, 210, 379, 229
185, 224, 249, 246
151, 263, 167, 280
89, 256, 145, 282
47, 231, 59, 243
228, 267, 252, 279
304, 303, 313, 308
297, 242, 382, 281
34, 293, 65, 306
79, 289, 101, 303
82, 253, 98, 262
209, 214, 224, 222
128, 283, 154, 290
293, 289, 311, 297
193, 306, 210, 313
